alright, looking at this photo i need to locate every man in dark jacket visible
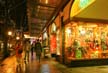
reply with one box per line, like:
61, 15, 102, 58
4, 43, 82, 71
35, 39, 42, 62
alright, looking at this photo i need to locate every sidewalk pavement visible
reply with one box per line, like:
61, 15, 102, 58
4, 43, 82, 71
0, 55, 16, 73
0, 54, 108, 73
0, 54, 61, 73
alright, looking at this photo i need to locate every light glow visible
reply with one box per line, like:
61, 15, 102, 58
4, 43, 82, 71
66, 28, 72, 37
80, 30, 86, 35
16, 36, 20, 40
8, 31, 12, 36
95, 51, 99, 54
43, 32, 48, 39
24, 34, 30, 38
66, 28, 71, 34
51, 23, 56, 32
45, 0, 48, 4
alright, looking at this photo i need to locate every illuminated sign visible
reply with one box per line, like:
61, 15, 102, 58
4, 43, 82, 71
70, 0, 95, 17
79, 0, 90, 8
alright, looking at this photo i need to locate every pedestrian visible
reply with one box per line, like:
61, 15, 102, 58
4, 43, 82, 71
24, 40, 31, 62
35, 39, 42, 62
31, 42, 35, 60
15, 42, 23, 71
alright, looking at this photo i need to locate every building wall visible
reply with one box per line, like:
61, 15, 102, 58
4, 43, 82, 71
63, 0, 73, 21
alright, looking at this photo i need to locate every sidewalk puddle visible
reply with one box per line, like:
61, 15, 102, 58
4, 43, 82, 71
41, 64, 50, 73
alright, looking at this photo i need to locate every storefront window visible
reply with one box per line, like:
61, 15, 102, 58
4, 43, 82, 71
50, 33, 57, 55
50, 22, 57, 56
57, 29, 60, 55
65, 22, 108, 60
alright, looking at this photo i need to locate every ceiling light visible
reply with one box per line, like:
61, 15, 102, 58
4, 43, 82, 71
45, 0, 48, 4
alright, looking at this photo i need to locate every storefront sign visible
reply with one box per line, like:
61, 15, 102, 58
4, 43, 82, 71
70, 0, 95, 17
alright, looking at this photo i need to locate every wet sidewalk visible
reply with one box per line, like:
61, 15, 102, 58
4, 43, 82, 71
0, 54, 108, 73
0, 53, 61, 73
0, 56, 16, 73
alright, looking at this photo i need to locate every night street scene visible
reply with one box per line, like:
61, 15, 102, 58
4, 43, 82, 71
0, 0, 108, 73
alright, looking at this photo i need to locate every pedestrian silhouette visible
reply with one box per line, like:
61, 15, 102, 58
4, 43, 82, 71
35, 39, 42, 62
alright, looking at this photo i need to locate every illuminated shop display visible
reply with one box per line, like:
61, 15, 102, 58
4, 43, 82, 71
49, 22, 61, 56
50, 34, 57, 54
56, 29, 61, 55
65, 22, 108, 60
50, 23, 57, 54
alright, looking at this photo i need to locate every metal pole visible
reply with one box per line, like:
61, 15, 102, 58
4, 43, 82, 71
61, 15, 65, 64
3, 0, 10, 58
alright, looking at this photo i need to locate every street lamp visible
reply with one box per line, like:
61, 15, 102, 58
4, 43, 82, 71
8, 31, 12, 48
8, 31, 12, 36
16, 36, 20, 40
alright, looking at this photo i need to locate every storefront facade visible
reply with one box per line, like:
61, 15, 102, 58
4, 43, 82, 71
64, 0, 108, 66
47, 14, 62, 61
47, 0, 108, 66
64, 21, 108, 66
49, 23, 57, 57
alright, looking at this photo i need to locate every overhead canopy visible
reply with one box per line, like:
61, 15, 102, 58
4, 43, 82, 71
70, 0, 108, 21
27, 0, 69, 37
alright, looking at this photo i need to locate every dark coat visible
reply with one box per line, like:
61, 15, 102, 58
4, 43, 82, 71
35, 42, 42, 56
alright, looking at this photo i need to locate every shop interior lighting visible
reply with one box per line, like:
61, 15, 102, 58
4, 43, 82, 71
95, 51, 99, 54
66, 28, 72, 37
66, 28, 71, 34
80, 30, 86, 35
79, 26, 85, 35
24, 34, 30, 38
43, 32, 48, 39
96, 47, 99, 50
52, 23, 56, 32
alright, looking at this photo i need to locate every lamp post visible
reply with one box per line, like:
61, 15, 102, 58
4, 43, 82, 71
8, 31, 12, 49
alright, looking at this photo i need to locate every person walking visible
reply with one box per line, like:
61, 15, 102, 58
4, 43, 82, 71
35, 39, 42, 62
24, 40, 31, 62
31, 42, 35, 60
15, 41, 23, 72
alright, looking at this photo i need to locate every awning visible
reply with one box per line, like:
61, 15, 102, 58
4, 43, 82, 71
71, 0, 108, 21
